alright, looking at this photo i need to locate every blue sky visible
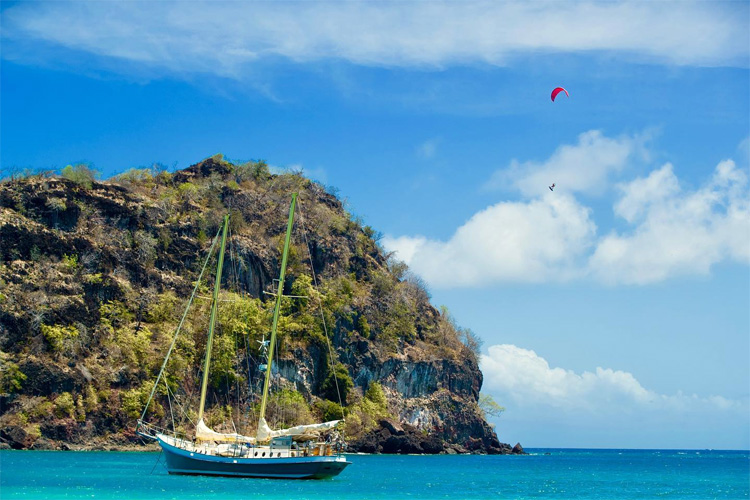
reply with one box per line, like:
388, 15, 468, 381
2, 1, 748, 449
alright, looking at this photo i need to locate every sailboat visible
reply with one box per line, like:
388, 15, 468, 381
136, 194, 351, 479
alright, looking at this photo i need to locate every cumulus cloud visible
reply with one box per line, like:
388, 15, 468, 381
383, 193, 596, 287
612, 162, 681, 223
480, 344, 745, 413
384, 132, 750, 287
1, 1, 747, 78
590, 160, 750, 284
484, 130, 648, 197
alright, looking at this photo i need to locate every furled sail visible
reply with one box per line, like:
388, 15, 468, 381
256, 417, 341, 442
195, 418, 257, 444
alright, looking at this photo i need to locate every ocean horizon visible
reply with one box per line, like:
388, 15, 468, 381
1, 448, 748, 499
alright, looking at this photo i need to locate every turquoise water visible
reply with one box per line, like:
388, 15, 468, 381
1, 449, 747, 499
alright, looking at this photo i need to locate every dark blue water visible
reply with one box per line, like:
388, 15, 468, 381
1, 449, 747, 499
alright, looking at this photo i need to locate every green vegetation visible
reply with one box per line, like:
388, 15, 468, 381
178, 181, 199, 202
61, 254, 79, 273
321, 363, 354, 403
344, 382, 390, 436
478, 393, 505, 419
25, 424, 41, 440
29, 400, 54, 420
54, 392, 75, 419
316, 399, 344, 421
0, 352, 26, 394
75, 395, 86, 422
46, 197, 66, 212
40, 324, 79, 354
60, 164, 98, 189
264, 389, 314, 428
122, 382, 164, 419
111, 166, 170, 188
364, 382, 387, 407
84, 385, 99, 412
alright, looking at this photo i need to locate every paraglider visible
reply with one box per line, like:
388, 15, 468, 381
549, 183, 555, 191
551, 87, 568, 102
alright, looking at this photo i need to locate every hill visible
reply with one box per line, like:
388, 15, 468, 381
0, 156, 517, 454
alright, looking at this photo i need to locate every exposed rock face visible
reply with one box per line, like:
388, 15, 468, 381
30, 437, 59, 450
171, 156, 233, 185
350, 418, 522, 455
353, 357, 480, 399
0, 157, 519, 453
17, 357, 87, 396
274, 336, 505, 453
351, 419, 445, 454
0, 425, 33, 449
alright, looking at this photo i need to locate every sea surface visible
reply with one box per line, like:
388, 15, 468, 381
1, 449, 747, 499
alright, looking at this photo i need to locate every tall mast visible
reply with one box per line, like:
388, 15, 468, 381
258, 193, 297, 423
197, 214, 230, 423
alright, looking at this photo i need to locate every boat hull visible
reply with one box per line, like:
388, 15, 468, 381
157, 436, 350, 479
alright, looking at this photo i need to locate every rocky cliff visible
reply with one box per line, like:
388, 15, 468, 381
0, 156, 517, 454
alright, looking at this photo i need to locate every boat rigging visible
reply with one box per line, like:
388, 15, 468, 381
136, 193, 350, 479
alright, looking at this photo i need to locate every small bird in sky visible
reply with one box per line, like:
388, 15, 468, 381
549, 183, 555, 192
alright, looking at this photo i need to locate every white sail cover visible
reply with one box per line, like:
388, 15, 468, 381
195, 418, 256, 444
256, 417, 341, 442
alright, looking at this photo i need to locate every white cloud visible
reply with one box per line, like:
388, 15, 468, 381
613, 162, 681, 223
384, 132, 750, 287
383, 193, 596, 287
480, 344, 745, 413
484, 130, 647, 197
2, 1, 747, 78
590, 159, 750, 284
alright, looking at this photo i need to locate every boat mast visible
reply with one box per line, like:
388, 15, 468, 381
197, 213, 230, 424
258, 193, 297, 423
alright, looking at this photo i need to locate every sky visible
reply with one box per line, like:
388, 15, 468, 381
1, 1, 749, 450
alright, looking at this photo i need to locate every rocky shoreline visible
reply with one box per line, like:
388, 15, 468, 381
1, 418, 525, 455
348, 419, 525, 455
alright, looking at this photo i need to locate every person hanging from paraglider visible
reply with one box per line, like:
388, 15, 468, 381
549, 183, 555, 192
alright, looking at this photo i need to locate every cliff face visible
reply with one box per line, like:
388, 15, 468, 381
0, 157, 510, 453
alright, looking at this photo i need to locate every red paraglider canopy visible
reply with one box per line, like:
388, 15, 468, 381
551, 87, 569, 102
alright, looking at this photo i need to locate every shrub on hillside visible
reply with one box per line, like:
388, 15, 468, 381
321, 363, 353, 403
54, 392, 75, 418
40, 324, 79, 354
60, 164, 98, 189
0, 353, 27, 394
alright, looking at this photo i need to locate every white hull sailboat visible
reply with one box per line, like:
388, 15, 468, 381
136, 194, 350, 479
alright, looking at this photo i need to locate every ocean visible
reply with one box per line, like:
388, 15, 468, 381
1, 449, 747, 499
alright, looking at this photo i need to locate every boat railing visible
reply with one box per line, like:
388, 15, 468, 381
136, 420, 190, 443
137, 419, 347, 459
